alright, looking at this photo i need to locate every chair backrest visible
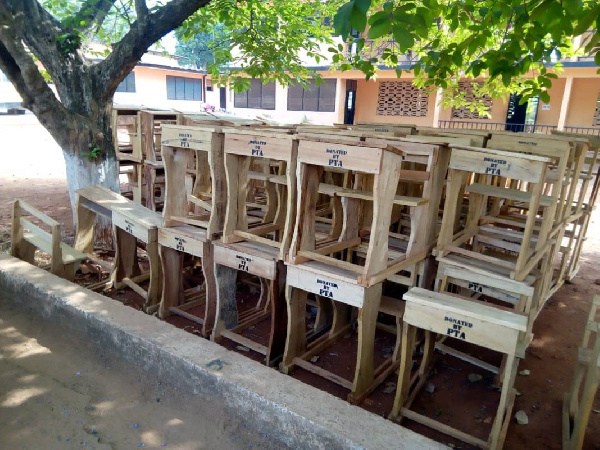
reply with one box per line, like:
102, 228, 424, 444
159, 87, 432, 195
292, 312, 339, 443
161, 124, 226, 240
11, 199, 63, 274
220, 128, 298, 260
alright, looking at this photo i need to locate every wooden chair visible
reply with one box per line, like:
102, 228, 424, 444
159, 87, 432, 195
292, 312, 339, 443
139, 109, 182, 211
111, 105, 143, 202
11, 199, 87, 281
390, 287, 527, 450
212, 128, 297, 365
552, 134, 600, 284
282, 136, 438, 403
75, 185, 163, 310
563, 295, 600, 450
435, 145, 555, 283
485, 134, 583, 295
158, 124, 226, 337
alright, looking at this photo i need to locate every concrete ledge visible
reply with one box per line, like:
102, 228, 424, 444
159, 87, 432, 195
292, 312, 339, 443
0, 253, 444, 449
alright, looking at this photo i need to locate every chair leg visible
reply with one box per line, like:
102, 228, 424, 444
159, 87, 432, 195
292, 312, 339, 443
349, 285, 382, 403
158, 245, 184, 319
389, 324, 416, 421
281, 285, 307, 374
489, 354, 518, 449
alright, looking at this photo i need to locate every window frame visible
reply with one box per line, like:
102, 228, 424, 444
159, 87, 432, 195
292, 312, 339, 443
233, 79, 276, 110
166, 75, 203, 101
286, 79, 337, 113
116, 72, 136, 93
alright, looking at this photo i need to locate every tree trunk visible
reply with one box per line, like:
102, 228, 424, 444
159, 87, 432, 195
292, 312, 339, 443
63, 146, 119, 247
57, 101, 120, 249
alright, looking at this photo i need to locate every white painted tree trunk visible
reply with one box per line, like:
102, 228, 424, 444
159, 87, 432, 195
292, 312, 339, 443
63, 150, 120, 246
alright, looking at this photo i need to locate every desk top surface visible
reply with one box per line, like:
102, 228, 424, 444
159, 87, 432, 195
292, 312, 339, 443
77, 185, 163, 229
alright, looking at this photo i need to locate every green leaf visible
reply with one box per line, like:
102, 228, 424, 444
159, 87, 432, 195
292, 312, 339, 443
354, 0, 371, 14
350, 7, 367, 32
334, 2, 354, 39
367, 20, 390, 39
393, 26, 414, 50
540, 91, 551, 103
452, 51, 462, 66
573, 9, 597, 36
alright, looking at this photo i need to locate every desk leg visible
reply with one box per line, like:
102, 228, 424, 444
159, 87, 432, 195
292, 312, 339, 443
145, 241, 162, 310
314, 296, 334, 333
144, 165, 156, 211
202, 244, 217, 337
212, 263, 239, 341
266, 262, 287, 367
389, 324, 417, 421
281, 285, 307, 373
112, 226, 141, 286
349, 284, 382, 404
159, 245, 184, 319
75, 197, 95, 254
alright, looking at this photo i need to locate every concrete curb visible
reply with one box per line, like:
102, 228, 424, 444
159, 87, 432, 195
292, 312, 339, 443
0, 253, 445, 449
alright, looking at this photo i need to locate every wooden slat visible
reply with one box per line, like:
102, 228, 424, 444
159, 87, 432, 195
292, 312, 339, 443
400, 409, 488, 449
317, 183, 428, 207
220, 330, 268, 355
466, 183, 553, 207
17, 200, 60, 227
233, 230, 282, 248
292, 357, 353, 390
22, 232, 86, 265
187, 195, 212, 211
122, 277, 148, 299
296, 250, 365, 274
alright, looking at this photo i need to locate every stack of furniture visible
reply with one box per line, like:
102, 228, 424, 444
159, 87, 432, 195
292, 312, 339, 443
33, 121, 597, 450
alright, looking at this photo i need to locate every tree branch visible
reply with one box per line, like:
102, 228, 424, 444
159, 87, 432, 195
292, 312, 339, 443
134, 0, 148, 22
0, 33, 72, 148
94, 0, 212, 99
9, 0, 72, 83
72, 0, 118, 34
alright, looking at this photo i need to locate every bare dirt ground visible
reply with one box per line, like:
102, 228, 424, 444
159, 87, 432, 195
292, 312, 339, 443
1, 115, 600, 449
0, 300, 278, 450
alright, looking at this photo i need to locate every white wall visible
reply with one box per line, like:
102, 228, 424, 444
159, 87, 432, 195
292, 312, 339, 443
227, 78, 345, 125
113, 67, 205, 113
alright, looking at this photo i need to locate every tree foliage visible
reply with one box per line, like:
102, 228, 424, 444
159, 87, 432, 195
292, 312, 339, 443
177, 0, 343, 92
175, 24, 227, 70
332, 0, 600, 108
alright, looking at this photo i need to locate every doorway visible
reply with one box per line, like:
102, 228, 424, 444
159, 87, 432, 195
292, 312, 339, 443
344, 80, 357, 125
505, 94, 529, 132
219, 87, 227, 110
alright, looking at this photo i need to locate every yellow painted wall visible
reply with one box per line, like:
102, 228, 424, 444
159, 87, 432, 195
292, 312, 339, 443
535, 78, 566, 126
438, 95, 509, 124
354, 78, 437, 126
565, 78, 600, 128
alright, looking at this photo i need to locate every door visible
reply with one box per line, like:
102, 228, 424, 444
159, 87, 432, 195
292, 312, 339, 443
505, 94, 528, 132
344, 80, 357, 125
219, 87, 227, 110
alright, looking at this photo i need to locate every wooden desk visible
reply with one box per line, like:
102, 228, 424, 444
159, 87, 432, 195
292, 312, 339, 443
75, 185, 163, 311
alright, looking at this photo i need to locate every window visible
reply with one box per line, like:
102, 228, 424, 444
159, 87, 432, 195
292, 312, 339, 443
166, 76, 202, 101
287, 79, 337, 112
206, 77, 213, 92
234, 79, 276, 110
594, 94, 600, 127
116, 73, 136, 93
451, 81, 493, 119
376, 81, 428, 117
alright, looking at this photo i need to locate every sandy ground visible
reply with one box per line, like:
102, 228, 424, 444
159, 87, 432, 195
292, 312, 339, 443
0, 300, 249, 450
1, 115, 600, 449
